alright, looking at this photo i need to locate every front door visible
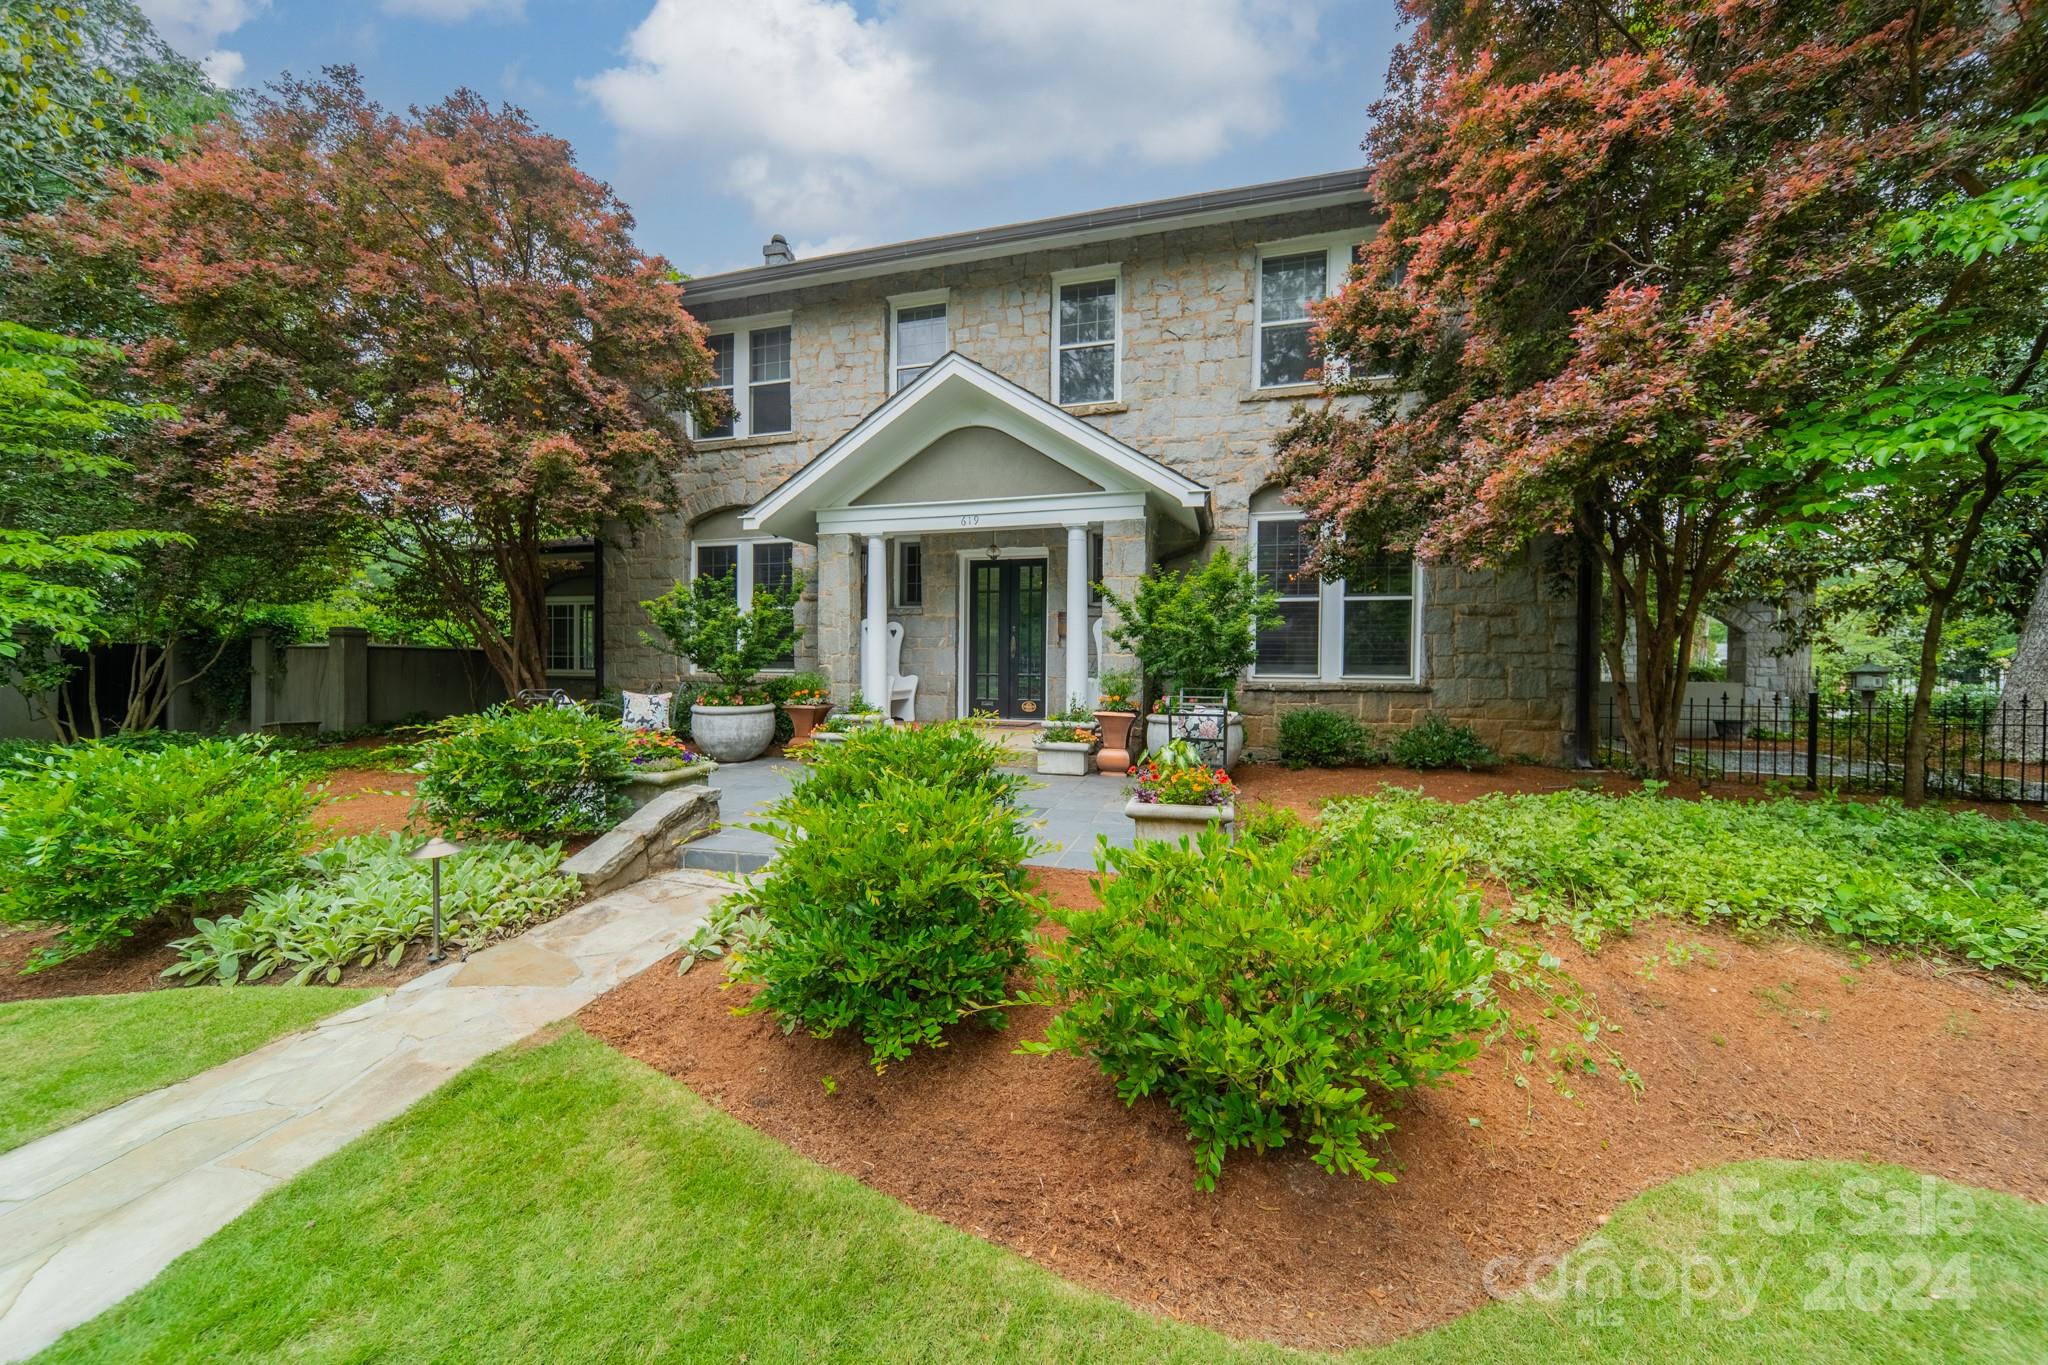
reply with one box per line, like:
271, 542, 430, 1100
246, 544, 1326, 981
968, 558, 1047, 719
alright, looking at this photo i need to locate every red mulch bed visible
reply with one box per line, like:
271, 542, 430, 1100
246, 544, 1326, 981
580, 867, 2048, 1352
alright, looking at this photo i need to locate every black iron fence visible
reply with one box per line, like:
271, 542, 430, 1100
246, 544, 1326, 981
1598, 688, 2048, 804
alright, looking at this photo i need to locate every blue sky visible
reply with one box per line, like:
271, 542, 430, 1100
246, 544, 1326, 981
136, 2, 1400, 276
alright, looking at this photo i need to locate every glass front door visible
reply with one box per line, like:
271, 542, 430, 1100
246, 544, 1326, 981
968, 558, 1047, 718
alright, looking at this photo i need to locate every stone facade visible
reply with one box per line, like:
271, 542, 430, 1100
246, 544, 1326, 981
603, 195, 1593, 760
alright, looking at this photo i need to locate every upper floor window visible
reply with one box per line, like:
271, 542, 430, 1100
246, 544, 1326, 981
891, 291, 949, 391
1254, 237, 1363, 389
692, 534, 798, 670
693, 319, 793, 440
1053, 269, 1119, 405
1251, 511, 1420, 682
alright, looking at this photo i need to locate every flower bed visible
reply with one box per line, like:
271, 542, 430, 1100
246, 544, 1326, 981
625, 731, 704, 772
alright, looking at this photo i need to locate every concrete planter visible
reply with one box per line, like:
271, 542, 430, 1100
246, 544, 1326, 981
622, 760, 718, 813
1144, 712, 1245, 769
1034, 739, 1097, 776
1124, 798, 1235, 845
690, 703, 776, 763
812, 730, 847, 745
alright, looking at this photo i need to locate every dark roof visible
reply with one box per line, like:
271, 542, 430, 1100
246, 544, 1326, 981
683, 167, 1372, 306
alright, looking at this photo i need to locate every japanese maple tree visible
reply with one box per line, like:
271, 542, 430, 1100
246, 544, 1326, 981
1279, 0, 2045, 778
27, 69, 722, 693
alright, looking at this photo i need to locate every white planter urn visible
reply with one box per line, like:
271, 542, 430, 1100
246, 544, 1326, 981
1143, 712, 1245, 769
690, 703, 776, 763
1035, 740, 1097, 777
1125, 799, 1235, 845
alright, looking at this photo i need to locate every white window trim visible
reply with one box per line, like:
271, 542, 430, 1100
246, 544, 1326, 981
1252, 233, 1362, 391
1049, 264, 1121, 406
689, 534, 798, 673
893, 537, 923, 609
1248, 512, 1425, 683
543, 596, 596, 676
691, 311, 794, 441
888, 288, 950, 393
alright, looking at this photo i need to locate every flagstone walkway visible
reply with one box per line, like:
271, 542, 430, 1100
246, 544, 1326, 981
0, 868, 730, 1363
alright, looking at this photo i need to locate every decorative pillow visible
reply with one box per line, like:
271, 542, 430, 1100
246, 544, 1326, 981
621, 690, 672, 732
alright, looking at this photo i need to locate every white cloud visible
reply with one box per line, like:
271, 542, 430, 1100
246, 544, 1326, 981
136, 0, 265, 87
585, 0, 1320, 242
381, 0, 525, 19
198, 48, 246, 87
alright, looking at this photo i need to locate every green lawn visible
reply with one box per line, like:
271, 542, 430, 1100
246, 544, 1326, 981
41, 1028, 2048, 1363
0, 987, 378, 1154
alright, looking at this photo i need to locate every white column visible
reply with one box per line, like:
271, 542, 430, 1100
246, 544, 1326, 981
1064, 523, 1090, 712
862, 534, 888, 710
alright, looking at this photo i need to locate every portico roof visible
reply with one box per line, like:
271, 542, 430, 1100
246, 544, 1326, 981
740, 352, 1211, 544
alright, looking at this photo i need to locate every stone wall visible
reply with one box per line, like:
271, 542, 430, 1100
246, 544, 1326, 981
1238, 540, 1583, 763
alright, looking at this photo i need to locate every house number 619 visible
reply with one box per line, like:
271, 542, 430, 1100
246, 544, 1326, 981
958, 514, 981, 527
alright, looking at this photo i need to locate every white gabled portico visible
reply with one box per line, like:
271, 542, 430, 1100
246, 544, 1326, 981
742, 352, 1209, 719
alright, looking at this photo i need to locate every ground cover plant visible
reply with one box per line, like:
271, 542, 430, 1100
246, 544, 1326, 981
414, 703, 632, 836
0, 987, 375, 1155
0, 736, 316, 969
1333, 788, 2048, 981
165, 833, 579, 986
732, 720, 1044, 1070
40, 1028, 2048, 1363
1278, 707, 1382, 769
1029, 823, 1497, 1190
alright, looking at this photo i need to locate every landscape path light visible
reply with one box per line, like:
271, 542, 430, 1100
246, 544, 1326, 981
409, 835, 464, 963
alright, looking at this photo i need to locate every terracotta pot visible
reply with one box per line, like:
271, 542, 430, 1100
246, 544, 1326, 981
1093, 710, 1136, 775
784, 702, 832, 741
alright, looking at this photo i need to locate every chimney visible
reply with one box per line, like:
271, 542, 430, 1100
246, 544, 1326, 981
762, 233, 794, 266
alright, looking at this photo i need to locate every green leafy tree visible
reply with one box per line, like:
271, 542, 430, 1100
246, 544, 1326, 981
1096, 549, 1278, 704
639, 570, 804, 696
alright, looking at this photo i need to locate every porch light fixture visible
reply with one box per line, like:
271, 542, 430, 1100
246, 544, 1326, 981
984, 534, 1002, 561
410, 835, 464, 962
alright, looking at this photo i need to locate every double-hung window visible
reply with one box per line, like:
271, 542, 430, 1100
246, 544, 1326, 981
1052, 269, 1119, 404
890, 291, 948, 391
1254, 237, 1363, 389
691, 537, 798, 670
1251, 513, 1421, 681
544, 599, 595, 674
693, 319, 793, 439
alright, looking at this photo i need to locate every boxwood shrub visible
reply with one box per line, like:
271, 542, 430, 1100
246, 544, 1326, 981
1277, 706, 1382, 769
731, 720, 1043, 1070
1028, 822, 1499, 1190
416, 703, 633, 837
1390, 714, 1499, 770
0, 737, 318, 969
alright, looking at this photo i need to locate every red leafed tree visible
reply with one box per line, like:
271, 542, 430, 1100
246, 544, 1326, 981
33, 69, 721, 694
1279, 1, 2045, 778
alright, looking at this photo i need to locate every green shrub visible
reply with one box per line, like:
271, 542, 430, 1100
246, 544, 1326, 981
793, 715, 1025, 808
732, 720, 1044, 1070
1028, 824, 1498, 1190
1329, 787, 2048, 981
1276, 707, 1380, 769
1390, 714, 1498, 770
639, 570, 804, 700
1097, 550, 1279, 700
167, 833, 578, 985
0, 737, 317, 968
415, 704, 632, 837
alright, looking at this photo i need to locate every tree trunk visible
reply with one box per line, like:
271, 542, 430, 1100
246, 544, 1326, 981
1901, 586, 1951, 806
2007, 564, 2048, 710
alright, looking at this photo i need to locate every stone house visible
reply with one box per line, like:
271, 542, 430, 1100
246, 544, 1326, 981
588, 170, 1599, 760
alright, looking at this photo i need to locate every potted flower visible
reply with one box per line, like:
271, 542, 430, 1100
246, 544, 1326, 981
811, 693, 883, 744
1092, 667, 1140, 776
1034, 701, 1099, 776
621, 730, 717, 810
1098, 550, 1276, 773
640, 569, 805, 764
779, 671, 834, 742
1124, 739, 1236, 844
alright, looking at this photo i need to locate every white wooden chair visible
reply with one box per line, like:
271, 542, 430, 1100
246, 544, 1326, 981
1082, 616, 1106, 709
885, 620, 919, 723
